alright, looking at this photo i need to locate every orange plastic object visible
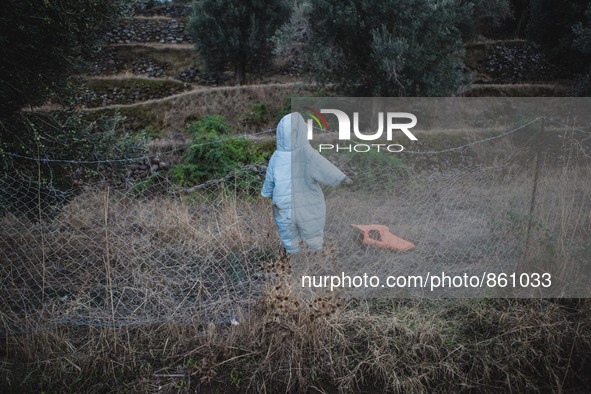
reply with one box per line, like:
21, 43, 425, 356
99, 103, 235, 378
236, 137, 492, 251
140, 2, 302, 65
351, 224, 415, 252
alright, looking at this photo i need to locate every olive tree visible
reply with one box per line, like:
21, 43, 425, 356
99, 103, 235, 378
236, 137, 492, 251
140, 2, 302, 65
306, 0, 469, 96
187, 0, 290, 85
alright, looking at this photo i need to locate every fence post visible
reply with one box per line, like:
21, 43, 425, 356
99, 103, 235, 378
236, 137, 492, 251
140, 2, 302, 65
523, 117, 544, 262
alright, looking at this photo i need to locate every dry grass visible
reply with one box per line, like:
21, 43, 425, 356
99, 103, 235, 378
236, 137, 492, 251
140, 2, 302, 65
2, 291, 590, 392
82, 82, 313, 135
0, 185, 279, 333
1, 127, 591, 392
110, 44, 200, 75
465, 83, 570, 97
110, 42, 195, 50
319, 163, 591, 298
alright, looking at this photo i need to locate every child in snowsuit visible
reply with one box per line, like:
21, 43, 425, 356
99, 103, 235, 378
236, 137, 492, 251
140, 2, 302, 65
261, 112, 351, 254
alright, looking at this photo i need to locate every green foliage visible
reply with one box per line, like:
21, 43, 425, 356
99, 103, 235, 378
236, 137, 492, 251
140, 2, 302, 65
169, 164, 204, 187
0, 0, 133, 212
457, 0, 512, 39
344, 146, 407, 185
0, 112, 149, 216
573, 3, 591, 54
572, 2, 591, 95
131, 173, 167, 197
0, 0, 130, 117
243, 102, 271, 129
0, 112, 148, 182
186, 115, 229, 136
271, 1, 311, 59
229, 369, 242, 388
170, 116, 269, 186
187, 0, 290, 85
275, 98, 292, 124
527, 0, 590, 73
184, 123, 259, 178
143, 125, 163, 139
468, 0, 511, 24
306, 0, 468, 96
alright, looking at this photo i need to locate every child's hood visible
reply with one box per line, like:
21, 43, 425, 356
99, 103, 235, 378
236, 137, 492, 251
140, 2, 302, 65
276, 112, 310, 152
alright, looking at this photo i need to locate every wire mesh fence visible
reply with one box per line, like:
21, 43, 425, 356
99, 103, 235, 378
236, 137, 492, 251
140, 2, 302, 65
1, 113, 591, 335
0, 164, 277, 335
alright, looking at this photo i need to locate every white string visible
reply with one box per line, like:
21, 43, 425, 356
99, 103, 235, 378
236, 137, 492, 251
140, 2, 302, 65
1, 116, 587, 164
402, 117, 543, 155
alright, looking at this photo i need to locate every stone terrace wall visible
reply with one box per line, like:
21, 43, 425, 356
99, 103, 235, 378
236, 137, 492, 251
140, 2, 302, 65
139, 5, 192, 18
105, 18, 191, 44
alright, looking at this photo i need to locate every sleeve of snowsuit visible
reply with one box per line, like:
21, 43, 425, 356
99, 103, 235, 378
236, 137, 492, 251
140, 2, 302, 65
309, 148, 346, 186
261, 156, 275, 198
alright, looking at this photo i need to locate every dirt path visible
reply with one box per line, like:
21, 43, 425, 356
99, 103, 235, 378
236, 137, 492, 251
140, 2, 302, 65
80, 81, 309, 112
108, 42, 194, 50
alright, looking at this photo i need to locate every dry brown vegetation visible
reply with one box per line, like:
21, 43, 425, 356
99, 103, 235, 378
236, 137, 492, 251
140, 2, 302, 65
82, 82, 313, 135
2, 125, 591, 392
465, 83, 570, 97
5, 6, 590, 392
107, 43, 201, 75
2, 287, 591, 392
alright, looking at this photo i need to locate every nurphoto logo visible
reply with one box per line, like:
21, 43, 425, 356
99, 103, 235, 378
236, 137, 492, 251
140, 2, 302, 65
305, 108, 418, 153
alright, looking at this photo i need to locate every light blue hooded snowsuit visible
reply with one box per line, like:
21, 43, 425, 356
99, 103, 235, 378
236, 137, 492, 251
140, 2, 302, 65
261, 112, 346, 254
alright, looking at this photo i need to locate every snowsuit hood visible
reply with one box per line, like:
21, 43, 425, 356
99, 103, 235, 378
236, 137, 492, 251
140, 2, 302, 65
275, 111, 309, 152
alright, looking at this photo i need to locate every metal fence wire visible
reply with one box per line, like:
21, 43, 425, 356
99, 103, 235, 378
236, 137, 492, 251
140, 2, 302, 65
1, 117, 590, 335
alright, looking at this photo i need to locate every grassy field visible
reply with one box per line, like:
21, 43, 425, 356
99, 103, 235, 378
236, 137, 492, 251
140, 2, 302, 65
1, 123, 591, 392
3, 15, 590, 391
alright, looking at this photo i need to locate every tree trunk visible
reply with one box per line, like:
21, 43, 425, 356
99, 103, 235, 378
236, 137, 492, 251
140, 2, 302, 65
514, 0, 530, 38
234, 62, 246, 86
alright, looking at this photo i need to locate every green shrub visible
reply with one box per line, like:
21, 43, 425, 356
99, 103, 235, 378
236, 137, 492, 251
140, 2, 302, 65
170, 116, 269, 186
243, 102, 271, 129
168, 164, 203, 188
0, 0, 130, 115
306, 0, 468, 96
0, 112, 149, 217
527, 0, 590, 74
187, 0, 290, 85
572, 2, 591, 95
274, 98, 291, 124
186, 114, 229, 136
344, 146, 407, 185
